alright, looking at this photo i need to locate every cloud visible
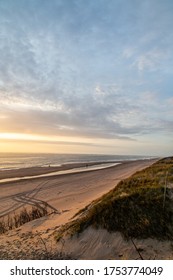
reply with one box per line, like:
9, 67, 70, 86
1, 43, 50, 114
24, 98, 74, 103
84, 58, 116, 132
0, 0, 173, 155
131, 49, 169, 72
1, 82, 172, 142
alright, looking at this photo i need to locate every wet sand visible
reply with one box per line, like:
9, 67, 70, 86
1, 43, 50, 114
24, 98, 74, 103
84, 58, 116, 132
0, 161, 118, 180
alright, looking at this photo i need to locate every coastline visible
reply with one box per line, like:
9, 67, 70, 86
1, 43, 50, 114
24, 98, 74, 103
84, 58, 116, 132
0, 161, 120, 181
0, 158, 158, 259
0, 162, 121, 184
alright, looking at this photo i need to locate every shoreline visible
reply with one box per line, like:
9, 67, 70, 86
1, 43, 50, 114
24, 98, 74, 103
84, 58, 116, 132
0, 162, 121, 184
0, 158, 158, 259
0, 158, 158, 182
0, 158, 157, 221
0, 160, 121, 181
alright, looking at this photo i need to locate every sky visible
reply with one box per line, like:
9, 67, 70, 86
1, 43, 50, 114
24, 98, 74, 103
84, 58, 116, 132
0, 0, 173, 156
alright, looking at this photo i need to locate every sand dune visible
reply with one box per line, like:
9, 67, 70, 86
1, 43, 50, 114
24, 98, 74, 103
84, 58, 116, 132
0, 159, 158, 259
58, 226, 173, 260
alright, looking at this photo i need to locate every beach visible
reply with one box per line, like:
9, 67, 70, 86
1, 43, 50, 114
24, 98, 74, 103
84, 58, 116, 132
0, 158, 158, 259
0, 161, 116, 180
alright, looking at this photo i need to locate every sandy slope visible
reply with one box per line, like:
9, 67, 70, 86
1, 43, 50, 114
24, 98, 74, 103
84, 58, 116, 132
0, 159, 159, 259
57, 227, 173, 260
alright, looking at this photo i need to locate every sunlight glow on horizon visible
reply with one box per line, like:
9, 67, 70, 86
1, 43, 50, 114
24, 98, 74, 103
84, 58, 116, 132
0, 132, 95, 144
0, 132, 169, 157
0, 132, 92, 154
0, 132, 45, 141
0, 132, 137, 155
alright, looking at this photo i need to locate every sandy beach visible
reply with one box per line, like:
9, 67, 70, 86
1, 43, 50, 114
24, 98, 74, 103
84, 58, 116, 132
0, 158, 159, 259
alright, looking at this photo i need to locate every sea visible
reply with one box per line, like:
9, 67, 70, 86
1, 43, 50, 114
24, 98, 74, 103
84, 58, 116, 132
0, 153, 154, 171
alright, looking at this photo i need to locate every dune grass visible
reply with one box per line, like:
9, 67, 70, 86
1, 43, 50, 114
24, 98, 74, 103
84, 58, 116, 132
0, 206, 48, 234
56, 157, 173, 241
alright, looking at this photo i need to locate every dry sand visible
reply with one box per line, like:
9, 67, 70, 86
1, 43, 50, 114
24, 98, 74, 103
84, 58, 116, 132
58, 227, 173, 260
1, 158, 169, 260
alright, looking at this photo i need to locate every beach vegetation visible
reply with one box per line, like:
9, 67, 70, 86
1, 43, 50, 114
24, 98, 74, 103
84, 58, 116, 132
56, 157, 173, 241
0, 206, 48, 234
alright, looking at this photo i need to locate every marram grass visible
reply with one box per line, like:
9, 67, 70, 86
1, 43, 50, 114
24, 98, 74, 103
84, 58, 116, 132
56, 157, 173, 241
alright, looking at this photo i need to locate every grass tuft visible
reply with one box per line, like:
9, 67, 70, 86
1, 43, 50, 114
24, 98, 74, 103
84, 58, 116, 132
0, 206, 48, 234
